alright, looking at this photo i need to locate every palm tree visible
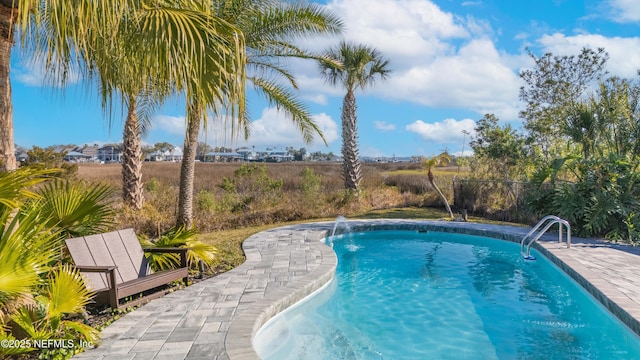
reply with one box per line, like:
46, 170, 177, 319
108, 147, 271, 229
0, 0, 126, 172
423, 153, 454, 219
175, 0, 343, 228
320, 41, 391, 192
0, 1, 19, 171
90, 1, 246, 210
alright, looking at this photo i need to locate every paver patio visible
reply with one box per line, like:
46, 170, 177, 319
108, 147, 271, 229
73, 220, 640, 360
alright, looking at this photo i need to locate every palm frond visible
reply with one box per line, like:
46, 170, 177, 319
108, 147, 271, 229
35, 179, 115, 238
249, 59, 299, 89
45, 265, 94, 317
243, 1, 342, 44
0, 208, 61, 306
143, 227, 219, 271
250, 77, 326, 145
0, 167, 56, 211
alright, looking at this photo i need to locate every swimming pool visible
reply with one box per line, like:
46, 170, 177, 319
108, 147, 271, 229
254, 230, 640, 359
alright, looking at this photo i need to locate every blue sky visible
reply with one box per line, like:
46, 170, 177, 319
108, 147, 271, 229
11, 0, 640, 157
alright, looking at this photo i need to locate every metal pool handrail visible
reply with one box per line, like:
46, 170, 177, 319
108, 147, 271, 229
521, 215, 571, 260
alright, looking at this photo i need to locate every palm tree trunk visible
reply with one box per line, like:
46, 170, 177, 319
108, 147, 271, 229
0, 4, 16, 172
177, 104, 200, 229
121, 96, 144, 209
341, 90, 361, 192
429, 170, 454, 218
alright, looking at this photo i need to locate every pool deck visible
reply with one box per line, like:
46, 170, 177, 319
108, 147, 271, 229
73, 220, 640, 360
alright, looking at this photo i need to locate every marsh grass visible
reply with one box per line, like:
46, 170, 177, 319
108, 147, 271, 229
78, 161, 452, 236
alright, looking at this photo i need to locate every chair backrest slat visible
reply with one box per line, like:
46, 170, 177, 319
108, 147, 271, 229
101, 230, 139, 283
82, 233, 124, 284
117, 228, 153, 278
66, 228, 152, 291
65, 235, 109, 291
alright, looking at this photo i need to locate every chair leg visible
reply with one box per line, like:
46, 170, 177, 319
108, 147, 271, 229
180, 250, 189, 285
107, 269, 119, 309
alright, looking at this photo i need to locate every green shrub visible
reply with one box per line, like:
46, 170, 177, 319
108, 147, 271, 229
300, 167, 322, 200
528, 155, 640, 241
145, 177, 160, 193
219, 164, 283, 212
196, 190, 216, 212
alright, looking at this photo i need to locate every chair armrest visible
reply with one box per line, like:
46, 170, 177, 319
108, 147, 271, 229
74, 265, 117, 273
143, 247, 189, 254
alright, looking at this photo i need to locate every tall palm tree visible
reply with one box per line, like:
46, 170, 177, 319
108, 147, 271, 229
175, 0, 343, 228
0, 0, 128, 172
91, 1, 246, 210
0, 1, 15, 171
320, 41, 391, 192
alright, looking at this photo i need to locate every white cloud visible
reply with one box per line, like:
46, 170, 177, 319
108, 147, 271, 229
608, 0, 640, 23
192, 108, 338, 150
244, 108, 338, 147
294, 0, 522, 120
452, 150, 475, 157
537, 33, 640, 78
360, 146, 386, 157
374, 121, 396, 131
14, 61, 80, 88
325, 0, 469, 70
153, 115, 187, 136
383, 38, 521, 119
406, 118, 476, 143
301, 93, 329, 105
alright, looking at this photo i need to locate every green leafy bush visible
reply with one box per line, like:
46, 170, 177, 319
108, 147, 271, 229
528, 155, 640, 241
219, 164, 283, 212
196, 190, 216, 213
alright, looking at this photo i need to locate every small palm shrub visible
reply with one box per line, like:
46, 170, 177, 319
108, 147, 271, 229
141, 227, 219, 272
0, 168, 108, 359
34, 179, 115, 238
196, 190, 216, 213
300, 167, 323, 210
8, 265, 99, 359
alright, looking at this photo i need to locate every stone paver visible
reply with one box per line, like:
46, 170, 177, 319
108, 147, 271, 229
73, 220, 640, 359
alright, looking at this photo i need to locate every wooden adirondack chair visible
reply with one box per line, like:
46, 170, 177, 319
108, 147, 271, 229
65, 228, 189, 309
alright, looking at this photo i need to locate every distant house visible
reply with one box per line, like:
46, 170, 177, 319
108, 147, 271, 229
147, 146, 182, 162
166, 147, 183, 162
147, 151, 165, 162
204, 151, 242, 162
79, 146, 99, 161
15, 152, 28, 163
235, 147, 257, 161
97, 146, 122, 163
265, 150, 293, 162
64, 151, 93, 163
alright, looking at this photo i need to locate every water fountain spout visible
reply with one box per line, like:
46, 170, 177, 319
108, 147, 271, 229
327, 216, 354, 248
332, 215, 350, 237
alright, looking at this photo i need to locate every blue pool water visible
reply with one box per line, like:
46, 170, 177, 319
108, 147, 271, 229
254, 230, 640, 359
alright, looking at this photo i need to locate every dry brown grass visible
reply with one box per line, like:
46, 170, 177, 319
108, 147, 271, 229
77, 161, 456, 236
